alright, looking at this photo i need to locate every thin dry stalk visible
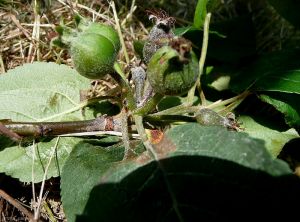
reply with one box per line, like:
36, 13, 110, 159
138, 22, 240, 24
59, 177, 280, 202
0, 189, 34, 221
33, 137, 60, 221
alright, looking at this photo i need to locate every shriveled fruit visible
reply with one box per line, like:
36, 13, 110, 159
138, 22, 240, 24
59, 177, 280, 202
196, 108, 240, 130
143, 9, 175, 64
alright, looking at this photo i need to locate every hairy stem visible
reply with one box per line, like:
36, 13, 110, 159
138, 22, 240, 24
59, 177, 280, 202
133, 115, 157, 159
113, 62, 136, 110
133, 93, 164, 116
149, 104, 197, 116
144, 114, 194, 124
121, 108, 131, 160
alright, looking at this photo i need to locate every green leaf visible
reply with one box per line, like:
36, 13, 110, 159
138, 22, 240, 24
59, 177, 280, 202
209, 75, 230, 91
77, 124, 296, 221
165, 124, 290, 174
240, 115, 299, 157
0, 62, 98, 182
193, 0, 207, 28
230, 49, 300, 94
0, 62, 90, 122
174, 26, 226, 38
259, 92, 300, 128
0, 137, 82, 182
174, 26, 193, 36
61, 140, 145, 222
268, 0, 300, 29
133, 40, 145, 60
61, 140, 125, 222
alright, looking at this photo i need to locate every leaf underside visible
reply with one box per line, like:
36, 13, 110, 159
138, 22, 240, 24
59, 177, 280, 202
0, 62, 93, 182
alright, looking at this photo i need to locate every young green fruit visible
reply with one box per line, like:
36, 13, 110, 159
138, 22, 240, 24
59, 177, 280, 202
78, 22, 121, 52
53, 18, 120, 79
146, 39, 199, 95
70, 33, 117, 79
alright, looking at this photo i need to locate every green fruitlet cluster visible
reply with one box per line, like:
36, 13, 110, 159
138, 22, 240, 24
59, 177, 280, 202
53, 11, 199, 106
53, 16, 120, 79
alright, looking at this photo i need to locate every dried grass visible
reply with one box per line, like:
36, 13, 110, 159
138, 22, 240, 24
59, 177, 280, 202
0, 0, 148, 74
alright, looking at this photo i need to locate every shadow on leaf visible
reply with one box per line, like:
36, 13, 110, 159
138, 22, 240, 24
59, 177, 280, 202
76, 155, 300, 222
0, 136, 16, 151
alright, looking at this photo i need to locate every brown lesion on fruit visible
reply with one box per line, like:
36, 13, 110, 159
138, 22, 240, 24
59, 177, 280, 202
169, 37, 192, 63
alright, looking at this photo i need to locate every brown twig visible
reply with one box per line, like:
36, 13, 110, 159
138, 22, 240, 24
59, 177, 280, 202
0, 122, 22, 142
0, 189, 34, 221
1, 116, 124, 138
